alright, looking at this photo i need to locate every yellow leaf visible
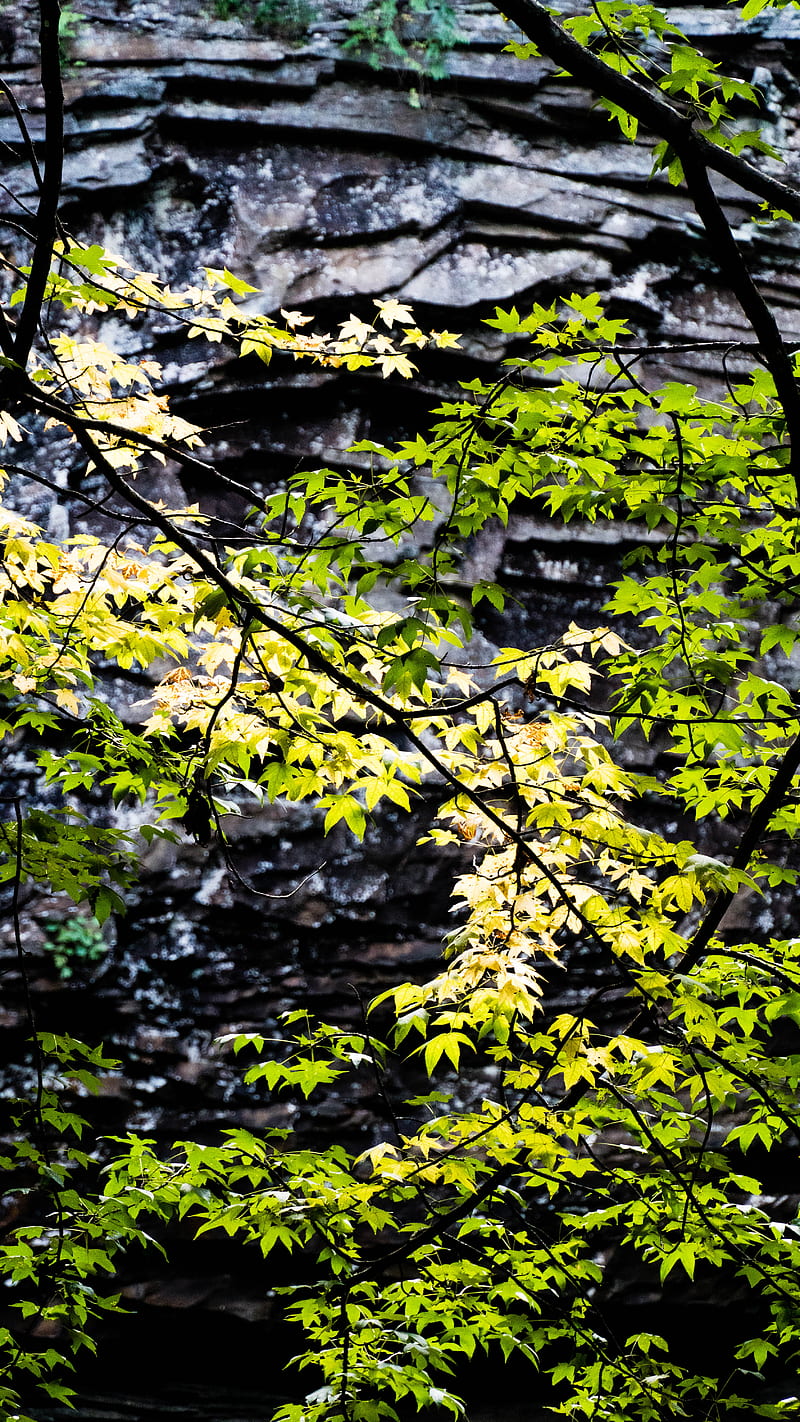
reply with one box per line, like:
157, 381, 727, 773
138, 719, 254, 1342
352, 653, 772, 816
374, 298, 414, 328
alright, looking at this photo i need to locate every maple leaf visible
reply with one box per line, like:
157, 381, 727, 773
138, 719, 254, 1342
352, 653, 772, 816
281, 308, 314, 328
0, 411, 23, 443
376, 352, 417, 379
374, 298, 414, 328
430, 330, 462, 349
337, 315, 375, 346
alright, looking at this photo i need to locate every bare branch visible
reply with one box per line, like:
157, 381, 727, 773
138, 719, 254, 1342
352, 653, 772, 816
12, 0, 63, 366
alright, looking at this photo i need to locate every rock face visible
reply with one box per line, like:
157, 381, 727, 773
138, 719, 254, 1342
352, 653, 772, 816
3, 0, 800, 1367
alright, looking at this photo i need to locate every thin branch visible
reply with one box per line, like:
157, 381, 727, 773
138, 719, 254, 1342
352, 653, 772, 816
12, 0, 63, 366
0, 79, 44, 196
680, 147, 800, 491
682, 727, 800, 972
51, 410, 622, 965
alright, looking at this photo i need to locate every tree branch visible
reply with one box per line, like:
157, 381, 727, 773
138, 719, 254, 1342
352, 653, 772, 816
12, 0, 63, 366
48, 400, 625, 966
498, 0, 800, 219
680, 147, 800, 487
681, 726, 800, 973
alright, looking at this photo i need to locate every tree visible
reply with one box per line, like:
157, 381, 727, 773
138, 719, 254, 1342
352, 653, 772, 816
3, 1, 800, 1419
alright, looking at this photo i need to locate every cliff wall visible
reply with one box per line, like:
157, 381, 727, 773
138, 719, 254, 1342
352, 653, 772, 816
2, 0, 800, 1349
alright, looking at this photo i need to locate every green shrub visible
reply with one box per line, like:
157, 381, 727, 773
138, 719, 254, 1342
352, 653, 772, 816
212, 0, 316, 42
344, 0, 460, 81
44, 916, 108, 981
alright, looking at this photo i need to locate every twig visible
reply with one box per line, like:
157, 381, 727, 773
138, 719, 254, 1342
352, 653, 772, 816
13, 0, 63, 366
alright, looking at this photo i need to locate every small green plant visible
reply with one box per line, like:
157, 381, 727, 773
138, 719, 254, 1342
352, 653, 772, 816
58, 3, 83, 61
212, 0, 316, 42
344, 0, 460, 81
44, 916, 108, 981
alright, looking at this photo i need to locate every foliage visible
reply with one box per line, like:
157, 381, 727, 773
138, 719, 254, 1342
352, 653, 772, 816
0, 1035, 128, 1422
57, 4, 83, 60
4, 1, 800, 1420
43, 916, 108, 980
212, 0, 317, 43
344, 0, 460, 83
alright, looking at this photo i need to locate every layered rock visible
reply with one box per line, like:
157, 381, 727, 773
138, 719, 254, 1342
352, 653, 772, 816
2, 0, 800, 1359
4, 0, 800, 1133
